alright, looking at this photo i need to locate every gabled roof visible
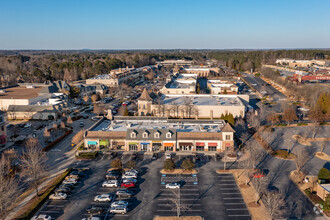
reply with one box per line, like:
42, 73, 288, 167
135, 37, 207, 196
222, 123, 235, 132
139, 88, 152, 101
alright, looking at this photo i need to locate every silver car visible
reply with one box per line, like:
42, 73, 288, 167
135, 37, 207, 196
110, 205, 127, 214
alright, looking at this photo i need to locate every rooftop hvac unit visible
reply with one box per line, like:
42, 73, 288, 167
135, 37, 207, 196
0, 89, 6, 93
27, 85, 36, 89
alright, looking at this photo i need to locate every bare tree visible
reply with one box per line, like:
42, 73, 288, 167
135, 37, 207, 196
246, 113, 260, 132
267, 113, 279, 126
294, 149, 309, 174
183, 96, 195, 118
246, 141, 265, 169
170, 102, 181, 118
20, 138, 47, 196
0, 153, 20, 219
263, 191, 286, 219
252, 177, 267, 204
67, 116, 73, 124
83, 96, 89, 103
320, 141, 327, 153
240, 132, 250, 146
282, 107, 298, 125
169, 188, 189, 217
93, 104, 105, 116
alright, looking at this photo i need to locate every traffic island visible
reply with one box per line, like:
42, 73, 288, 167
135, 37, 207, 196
160, 169, 198, 175
154, 216, 203, 220
315, 152, 330, 161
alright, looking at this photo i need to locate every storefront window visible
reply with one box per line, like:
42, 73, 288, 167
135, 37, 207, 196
196, 146, 204, 151
208, 146, 217, 151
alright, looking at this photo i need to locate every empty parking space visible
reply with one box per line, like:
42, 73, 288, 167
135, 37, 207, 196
155, 174, 202, 217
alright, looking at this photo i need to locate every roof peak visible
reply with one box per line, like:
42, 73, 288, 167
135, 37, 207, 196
139, 88, 152, 101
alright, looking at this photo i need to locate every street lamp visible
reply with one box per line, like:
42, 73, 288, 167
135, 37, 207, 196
298, 112, 302, 124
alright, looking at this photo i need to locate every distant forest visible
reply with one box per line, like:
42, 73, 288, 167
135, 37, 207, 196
0, 49, 329, 86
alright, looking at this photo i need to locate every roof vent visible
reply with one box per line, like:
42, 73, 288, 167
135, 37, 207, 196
0, 89, 7, 93
27, 85, 36, 89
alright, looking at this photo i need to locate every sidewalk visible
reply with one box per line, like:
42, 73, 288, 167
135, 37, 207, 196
0, 141, 14, 153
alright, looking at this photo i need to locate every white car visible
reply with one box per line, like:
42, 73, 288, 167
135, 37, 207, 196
102, 180, 118, 188
24, 124, 32, 128
165, 182, 181, 189
31, 214, 51, 220
122, 178, 137, 183
111, 200, 128, 208
49, 193, 67, 200
94, 194, 112, 202
63, 178, 77, 184
122, 173, 137, 179
110, 205, 127, 214
165, 153, 171, 159
127, 169, 138, 174
81, 217, 100, 220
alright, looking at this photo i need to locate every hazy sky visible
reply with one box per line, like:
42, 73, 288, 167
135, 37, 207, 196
0, 0, 329, 50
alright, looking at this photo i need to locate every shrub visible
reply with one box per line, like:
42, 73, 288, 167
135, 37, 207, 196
111, 158, 123, 170
318, 168, 330, 181
276, 123, 287, 127
126, 160, 136, 169
76, 152, 98, 159
77, 143, 85, 150
164, 159, 175, 170
273, 149, 295, 159
320, 122, 328, 125
181, 158, 195, 171
297, 123, 308, 126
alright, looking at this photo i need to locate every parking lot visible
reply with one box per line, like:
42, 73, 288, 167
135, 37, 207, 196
33, 152, 248, 220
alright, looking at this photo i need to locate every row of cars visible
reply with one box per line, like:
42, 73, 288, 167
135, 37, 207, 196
85, 169, 140, 217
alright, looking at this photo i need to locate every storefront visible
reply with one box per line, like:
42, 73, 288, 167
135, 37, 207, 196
99, 139, 109, 149
208, 143, 217, 151
196, 142, 205, 151
112, 141, 125, 150
163, 143, 174, 151
179, 142, 193, 151
87, 140, 98, 150
225, 143, 231, 151
152, 141, 162, 151
140, 143, 150, 151
129, 142, 138, 151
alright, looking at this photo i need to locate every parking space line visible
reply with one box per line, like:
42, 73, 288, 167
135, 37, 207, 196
226, 208, 248, 210
228, 214, 251, 217
224, 203, 246, 205
157, 198, 197, 201
223, 198, 243, 200
222, 193, 242, 194
39, 211, 61, 213
218, 183, 237, 185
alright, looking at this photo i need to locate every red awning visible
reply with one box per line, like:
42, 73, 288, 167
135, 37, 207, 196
208, 143, 217, 147
226, 143, 231, 147
196, 142, 205, 146
179, 142, 193, 146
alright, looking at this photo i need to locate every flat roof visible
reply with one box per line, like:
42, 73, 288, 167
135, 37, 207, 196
160, 94, 244, 106
0, 86, 43, 99
321, 184, 330, 192
91, 118, 226, 133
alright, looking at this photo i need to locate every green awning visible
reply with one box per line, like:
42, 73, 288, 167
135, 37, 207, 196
99, 139, 109, 146
129, 142, 138, 145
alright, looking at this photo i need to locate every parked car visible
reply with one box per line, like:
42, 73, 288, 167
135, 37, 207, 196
131, 152, 138, 160
55, 187, 71, 194
86, 205, 104, 214
122, 173, 137, 179
193, 153, 200, 161
24, 123, 32, 128
152, 153, 158, 160
94, 194, 112, 202
165, 182, 181, 189
102, 180, 118, 188
111, 200, 128, 208
70, 171, 85, 177
250, 171, 265, 178
63, 178, 77, 184
80, 122, 84, 127
60, 183, 75, 189
215, 153, 222, 161
65, 174, 79, 180
49, 193, 67, 200
105, 172, 120, 179
127, 169, 138, 174
81, 217, 100, 220
109, 152, 117, 158
116, 189, 134, 197
31, 214, 52, 220
122, 178, 137, 183
121, 181, 135, 188
110, 205, 127, 214
165, 153, 171, 159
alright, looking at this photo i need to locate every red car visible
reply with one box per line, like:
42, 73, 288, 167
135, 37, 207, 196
251, 172, 265, 178
121, 181, 135, 188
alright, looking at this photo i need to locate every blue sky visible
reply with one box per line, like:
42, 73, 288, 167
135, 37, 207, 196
0, 0, 329, 49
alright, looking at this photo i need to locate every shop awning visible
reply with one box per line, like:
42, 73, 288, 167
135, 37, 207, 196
208, 143, 217, 147
141, 143, 150, 145
99, 139, 109, 146
226, 143, 231, 147
179, 142, 193, 146
129, 142, 138, 145
164, 143, 174, 147
196, 142, 205, 146
87, 141, 97, 146
152, 141, 162, 143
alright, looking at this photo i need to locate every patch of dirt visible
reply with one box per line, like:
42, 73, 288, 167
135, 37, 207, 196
239, 184, 250, 188
292, 135, 311, 146
315, 152, 330, 161
248, 202, 261, 207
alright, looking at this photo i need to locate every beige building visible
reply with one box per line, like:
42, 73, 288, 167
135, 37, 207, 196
207, 80, 238, 95
138, 88, 248, 118
160, 74, 197, 95
156, 59, 194, 67
316, 183, 330, 201
276, 59, 330, 68
83, 117, 235, 153
180, 67, 220, 77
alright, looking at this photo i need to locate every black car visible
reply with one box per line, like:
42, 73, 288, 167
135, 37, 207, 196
194, 154, 200, 161
152, 153, 158, 160
86, 205, 104, 214
70, 171, 85, 177
109, 152, 117, 159
215, 153, 222, 161
131, 152, 138, 160
55, 187, 71, 194
60, 183, 75, 189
